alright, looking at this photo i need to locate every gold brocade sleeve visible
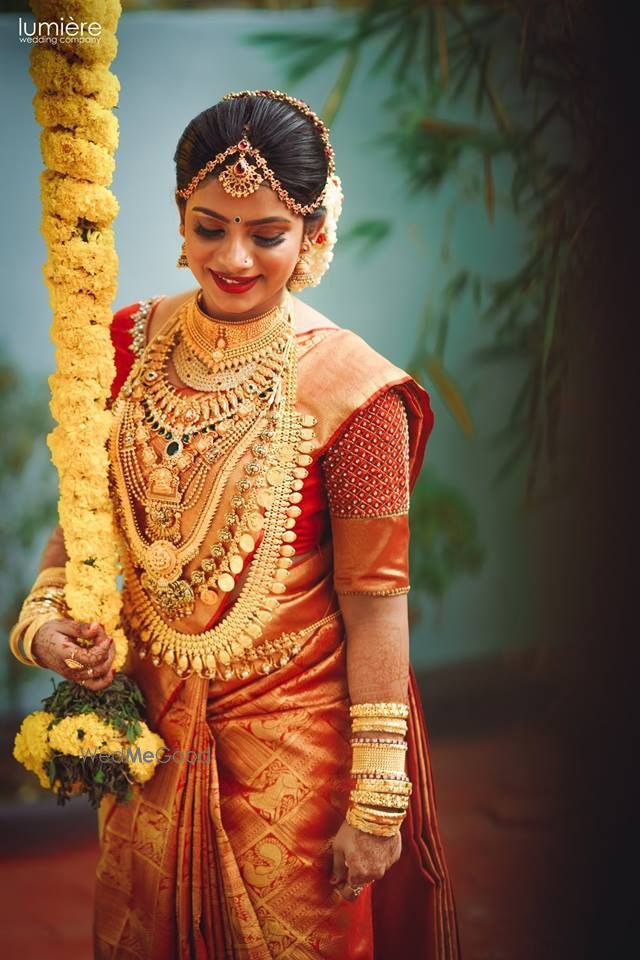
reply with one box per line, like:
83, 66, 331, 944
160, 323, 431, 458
329, 514, 410, 596
321, 388, 411, 596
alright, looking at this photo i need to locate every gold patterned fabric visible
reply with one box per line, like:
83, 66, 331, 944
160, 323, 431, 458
94, 301, 461, 959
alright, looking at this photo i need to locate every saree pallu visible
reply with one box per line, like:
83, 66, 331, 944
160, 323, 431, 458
94, 305, 461, 959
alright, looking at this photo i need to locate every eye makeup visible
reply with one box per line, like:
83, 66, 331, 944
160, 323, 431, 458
194, 224, 285, 246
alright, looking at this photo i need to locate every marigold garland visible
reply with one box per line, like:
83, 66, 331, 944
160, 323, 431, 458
13, 0, 166, 803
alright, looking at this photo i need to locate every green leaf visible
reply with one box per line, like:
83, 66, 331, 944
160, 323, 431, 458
339, 219, 392, 257
423, 354, 474, 437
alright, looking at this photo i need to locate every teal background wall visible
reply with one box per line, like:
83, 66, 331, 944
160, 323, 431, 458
0, 8, 541, 714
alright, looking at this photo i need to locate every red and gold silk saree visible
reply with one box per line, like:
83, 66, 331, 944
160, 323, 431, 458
94, 298, 461, 959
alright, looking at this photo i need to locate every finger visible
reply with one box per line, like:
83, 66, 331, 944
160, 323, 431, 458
335, 880, 360, 902
77, 668, 115, 692
79, 621, 110, 644
91, 642, 116, 677
55, 620, 98, 640
330, 839, 347, 888
62, 634, 112, 668
82, 646, 115, 682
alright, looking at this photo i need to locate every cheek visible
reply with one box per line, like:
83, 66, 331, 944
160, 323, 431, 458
260, 240, 301, 276
190, 236, 211, 260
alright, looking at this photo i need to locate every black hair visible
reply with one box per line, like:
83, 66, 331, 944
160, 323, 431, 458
174, 95, 328, 229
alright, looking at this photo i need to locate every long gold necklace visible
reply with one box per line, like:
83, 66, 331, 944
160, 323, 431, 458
116, 293, 290, 547
110, 291, 318, 674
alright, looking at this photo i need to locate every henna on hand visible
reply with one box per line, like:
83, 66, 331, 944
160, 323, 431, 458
31, 619, 116, 690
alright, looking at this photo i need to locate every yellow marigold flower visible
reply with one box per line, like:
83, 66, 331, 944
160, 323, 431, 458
41, 130, 115, 186
49, 713, 119, 756
53, 345, 115, 392
30, 48, 120, 109
31, 1, 122, 36
128, 725, 165, 784
40, 171, 118, 226
41, 214, 115, 249
44, 236, 118, 279
49, 371, 104, 407
34, 94, 118, 152
50, 320, 112, 359
17, 0, 167, 798
64, 30, 119, 70
13, 711, 55, 788
47, 290, 114, 326
112, 627, 129, 672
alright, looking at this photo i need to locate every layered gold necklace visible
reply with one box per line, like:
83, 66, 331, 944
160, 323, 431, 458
109, 291, 317, 679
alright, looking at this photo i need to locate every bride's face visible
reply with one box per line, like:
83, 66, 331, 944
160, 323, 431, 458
180, 178, 320, 321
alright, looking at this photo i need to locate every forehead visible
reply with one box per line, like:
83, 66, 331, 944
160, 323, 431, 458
187, 177, 296, 220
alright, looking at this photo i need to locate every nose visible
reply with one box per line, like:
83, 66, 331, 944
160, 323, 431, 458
213, 233, 254, 274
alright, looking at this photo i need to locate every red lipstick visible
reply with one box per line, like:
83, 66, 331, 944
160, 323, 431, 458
210, 270, 260, 295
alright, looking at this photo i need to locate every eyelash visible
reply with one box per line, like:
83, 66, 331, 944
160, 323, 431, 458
194, 225, 285, 247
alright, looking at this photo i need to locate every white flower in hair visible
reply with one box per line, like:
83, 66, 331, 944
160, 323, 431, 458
305, 174, 344, 288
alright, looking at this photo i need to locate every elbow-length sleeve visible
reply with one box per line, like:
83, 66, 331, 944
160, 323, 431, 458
320, 387, 412, 596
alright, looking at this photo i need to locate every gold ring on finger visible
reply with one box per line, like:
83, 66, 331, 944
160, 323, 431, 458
64, 657, 84, 670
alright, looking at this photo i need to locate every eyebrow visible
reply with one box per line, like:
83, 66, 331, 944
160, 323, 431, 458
192, 206, 292, 225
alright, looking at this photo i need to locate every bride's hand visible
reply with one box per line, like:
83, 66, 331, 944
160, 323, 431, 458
31, 620, 116, 691
329, 819, 402, 902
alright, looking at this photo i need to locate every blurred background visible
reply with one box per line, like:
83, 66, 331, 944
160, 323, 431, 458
0, 2, 636, 959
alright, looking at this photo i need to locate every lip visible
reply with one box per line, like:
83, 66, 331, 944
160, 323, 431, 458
209, 270, 261, 295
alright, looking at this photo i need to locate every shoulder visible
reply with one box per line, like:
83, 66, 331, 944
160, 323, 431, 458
145, 289, 194, 343
289, 296, 339, 334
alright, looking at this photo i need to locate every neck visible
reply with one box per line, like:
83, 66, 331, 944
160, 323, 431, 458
197, 287, 287, 324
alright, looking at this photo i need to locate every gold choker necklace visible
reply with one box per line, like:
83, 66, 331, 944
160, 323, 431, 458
186, 293, 291, 369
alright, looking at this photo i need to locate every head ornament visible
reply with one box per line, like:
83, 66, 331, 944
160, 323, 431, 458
175, 89, 336, 216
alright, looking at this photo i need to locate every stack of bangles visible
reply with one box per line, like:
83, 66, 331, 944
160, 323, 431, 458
9, 566, 68, 667
346, 702, 411, 838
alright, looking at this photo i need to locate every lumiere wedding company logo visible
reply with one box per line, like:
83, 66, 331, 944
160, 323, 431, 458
17, 14, 102, 45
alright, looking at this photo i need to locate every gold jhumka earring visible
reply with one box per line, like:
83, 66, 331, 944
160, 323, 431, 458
177, 240, 188, 268
287, 237, 314, 291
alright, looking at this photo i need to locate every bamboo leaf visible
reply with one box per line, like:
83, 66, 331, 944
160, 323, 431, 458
323, 44, 360, 126
474, 43, 491, 114
339, 218, 392, 257
483, 151, 495, 222
542, 253, 562, 375
423, 354, 474, 437
435, 2, 449, 85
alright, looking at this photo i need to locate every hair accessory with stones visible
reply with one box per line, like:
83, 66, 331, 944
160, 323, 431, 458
175, 89, 336, 215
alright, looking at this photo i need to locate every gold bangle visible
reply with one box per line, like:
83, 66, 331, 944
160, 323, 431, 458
346, 807, 402, 838
352, 804, 405, 821
32, 567, 66, 590
25, 587, 66, 601
356, 776, 413, 796
351, 742, 407, 778
352, 769, 409, 781
351, 737, 407, 747
349, 702, 409, 720
23, 598, 67, 618
9, 620, 33, 666
350, 789, 410, 810
351, 717, 408, 736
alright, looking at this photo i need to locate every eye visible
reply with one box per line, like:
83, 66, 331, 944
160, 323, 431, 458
254, 234, 285, 247
195, 224, 224, 238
